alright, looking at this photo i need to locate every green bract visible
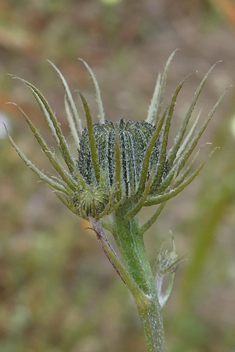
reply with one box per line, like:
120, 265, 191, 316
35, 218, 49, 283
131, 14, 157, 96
8, 51, 226, 226
8, 52, 228, 352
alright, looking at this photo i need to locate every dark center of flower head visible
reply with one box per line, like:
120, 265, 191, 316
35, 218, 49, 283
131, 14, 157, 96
74, 119, 169, 217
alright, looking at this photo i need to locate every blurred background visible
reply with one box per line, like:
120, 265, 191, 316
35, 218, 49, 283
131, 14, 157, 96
0, 0, 235, 351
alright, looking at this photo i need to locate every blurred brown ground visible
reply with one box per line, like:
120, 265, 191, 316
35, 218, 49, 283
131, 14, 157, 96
0, 1, 235, 351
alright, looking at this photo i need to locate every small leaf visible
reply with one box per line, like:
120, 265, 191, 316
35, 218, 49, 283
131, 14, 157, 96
79, 58, 105, 124
8, 102, 77, 192
79, 92, 100, 184
48, 60, 83, 138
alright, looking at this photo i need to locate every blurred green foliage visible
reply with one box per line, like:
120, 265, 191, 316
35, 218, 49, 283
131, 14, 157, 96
0, 1, 235, 351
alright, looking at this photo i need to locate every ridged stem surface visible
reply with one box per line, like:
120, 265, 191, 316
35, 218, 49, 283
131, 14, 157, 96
112, 204, 166, 352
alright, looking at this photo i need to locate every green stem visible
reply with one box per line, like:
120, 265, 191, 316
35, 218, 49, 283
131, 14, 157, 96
112, 203, 166, 352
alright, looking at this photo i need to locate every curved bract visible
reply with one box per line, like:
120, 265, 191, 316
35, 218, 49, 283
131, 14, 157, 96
8, 52, 227, 224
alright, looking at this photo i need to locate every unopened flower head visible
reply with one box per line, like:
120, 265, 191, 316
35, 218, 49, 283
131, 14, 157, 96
8, 51, 226, 221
